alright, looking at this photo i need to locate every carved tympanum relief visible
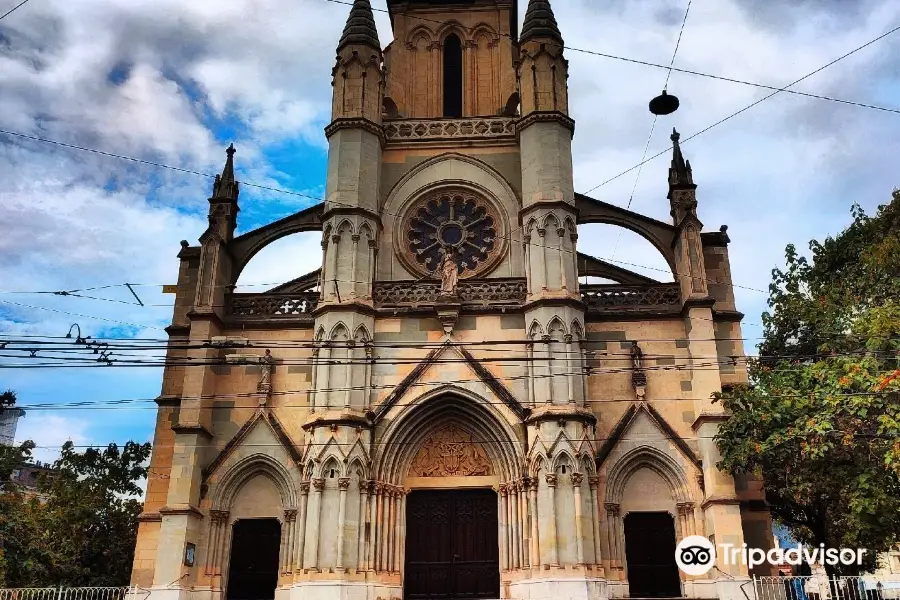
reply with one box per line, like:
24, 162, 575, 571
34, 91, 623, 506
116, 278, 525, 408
409, 425, 493, 477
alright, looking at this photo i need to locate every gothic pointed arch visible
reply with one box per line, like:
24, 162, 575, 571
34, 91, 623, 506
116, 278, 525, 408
211, 453, 298, 511
605, 445, 692, 505
373, 385, 524, 485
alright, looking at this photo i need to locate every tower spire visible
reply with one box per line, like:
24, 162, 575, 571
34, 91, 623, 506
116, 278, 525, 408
337, 0, 380, 53
520, 0, 563, 45
668, 128, 693, 187
212, 143, 239, 201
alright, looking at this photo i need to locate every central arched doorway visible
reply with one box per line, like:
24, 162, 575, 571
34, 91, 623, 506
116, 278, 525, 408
374, 387, 523, 600
404, 489, 500, 600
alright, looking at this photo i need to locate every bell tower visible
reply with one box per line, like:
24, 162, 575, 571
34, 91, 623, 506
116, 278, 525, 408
382, 0, 519, 118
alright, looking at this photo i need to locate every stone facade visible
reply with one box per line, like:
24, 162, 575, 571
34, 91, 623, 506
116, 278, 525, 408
131, 1, 773, 600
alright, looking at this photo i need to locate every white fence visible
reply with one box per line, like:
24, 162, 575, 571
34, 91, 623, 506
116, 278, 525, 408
0, 588, 146, 600
755, 576, 900, 600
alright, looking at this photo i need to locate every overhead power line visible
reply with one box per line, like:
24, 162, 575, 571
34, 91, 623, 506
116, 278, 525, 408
0, 0, 31, 21
581, 21, 900, 194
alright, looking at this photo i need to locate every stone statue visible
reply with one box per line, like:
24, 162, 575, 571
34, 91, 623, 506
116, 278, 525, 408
630, 341, 644, 371
439, 248, 459, 297
258, 349, 274, 396
630, 341, 647, 399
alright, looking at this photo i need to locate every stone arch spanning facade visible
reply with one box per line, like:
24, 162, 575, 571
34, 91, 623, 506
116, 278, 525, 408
574, 193, 678, 277
229, 203, 324, 284
374, 386, 524, 485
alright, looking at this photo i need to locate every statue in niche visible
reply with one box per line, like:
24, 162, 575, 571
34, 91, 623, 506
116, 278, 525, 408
630, 341, 648, 400
439, 247, 459, 297
258, 349, 275, 397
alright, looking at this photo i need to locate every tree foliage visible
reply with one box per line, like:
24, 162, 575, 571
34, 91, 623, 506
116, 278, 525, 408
714, 190, 900, 575
0, 440, 152, 587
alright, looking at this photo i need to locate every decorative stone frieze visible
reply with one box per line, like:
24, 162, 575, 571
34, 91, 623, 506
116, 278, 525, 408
384, 117, 516, 143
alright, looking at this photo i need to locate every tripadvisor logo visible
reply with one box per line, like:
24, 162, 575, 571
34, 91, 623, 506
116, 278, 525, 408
675, 536, 868, 575
676, 536, 716, 575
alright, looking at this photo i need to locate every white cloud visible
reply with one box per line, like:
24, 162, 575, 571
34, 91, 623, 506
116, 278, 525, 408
0, 0, 897, 448
15, 413, 91, 465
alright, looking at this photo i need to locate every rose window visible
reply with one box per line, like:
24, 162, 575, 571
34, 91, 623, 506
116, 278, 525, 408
403, 190, 501, 278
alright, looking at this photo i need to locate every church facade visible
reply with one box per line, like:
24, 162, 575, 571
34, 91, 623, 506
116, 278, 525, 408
130, 1, 774, 600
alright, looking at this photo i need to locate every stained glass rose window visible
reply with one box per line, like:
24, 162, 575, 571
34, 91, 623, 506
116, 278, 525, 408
402, 190, 501, 278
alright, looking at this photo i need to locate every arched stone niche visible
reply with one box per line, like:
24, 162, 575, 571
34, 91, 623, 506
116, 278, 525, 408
203, 454, 300, 587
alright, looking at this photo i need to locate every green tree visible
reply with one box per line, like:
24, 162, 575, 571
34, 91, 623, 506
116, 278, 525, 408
715, 190, 900, 575
0, 440, 152, 587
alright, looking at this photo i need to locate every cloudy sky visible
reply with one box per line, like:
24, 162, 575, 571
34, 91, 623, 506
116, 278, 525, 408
1, 0, 898, 465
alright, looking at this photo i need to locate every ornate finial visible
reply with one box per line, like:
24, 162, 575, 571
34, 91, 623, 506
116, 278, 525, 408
212, 144, 239, 201
521, 0, 563, 46
337, 0, 380, 53
180, 240, 189, 249
668, 128, 693, 187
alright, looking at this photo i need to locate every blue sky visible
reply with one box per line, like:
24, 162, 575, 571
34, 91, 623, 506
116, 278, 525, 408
1, 0, 899, 465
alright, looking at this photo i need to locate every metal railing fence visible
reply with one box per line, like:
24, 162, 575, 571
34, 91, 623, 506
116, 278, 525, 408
0, 587, 144, 600
755, 576, 900, 600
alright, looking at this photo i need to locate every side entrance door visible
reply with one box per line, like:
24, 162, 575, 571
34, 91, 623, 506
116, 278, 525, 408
624, 511, 683, 598
404, 489, 499, 600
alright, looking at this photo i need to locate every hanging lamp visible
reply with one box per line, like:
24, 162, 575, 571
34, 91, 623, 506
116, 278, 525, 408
649, 89, 680, 115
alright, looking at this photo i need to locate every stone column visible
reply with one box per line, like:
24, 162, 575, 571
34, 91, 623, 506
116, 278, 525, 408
206, 509, 229, 577
367, 481, 377, 572
387, 489, 397, 573
336, 477, 350, 571
358, 481, 369, 572
282, 509, 297, 574
363, 344, 373, 408
309, 346, 320, 411
564, 334, 575, 404
510, 483, 521, 569
295, 482, 310, 571
523, 240, 532, 296
526, 341, 536, 407
605, 503, 621, 570
308, 478, 325, 571
557, 225, 568, 290
316, 343, 332, 411
572, 473, 585, 567
367, 239, 376, 298
350, 234, 360, 297
376, 484, 386, 572
519, 480, 530, 569
499, 484, 509, 570
394, 490, 405, 574
528, 478, 541, 568
538, 228, 549, 290
542, 335, 553, 403
546, 473, 559, 567
588, 477, 602, 567
343, 341, 354, 409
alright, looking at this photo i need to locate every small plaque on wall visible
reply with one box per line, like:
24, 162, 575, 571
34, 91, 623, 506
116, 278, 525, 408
184, 542, 196, 567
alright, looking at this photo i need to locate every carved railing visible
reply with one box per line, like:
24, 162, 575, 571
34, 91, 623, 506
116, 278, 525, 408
383, 117, 516, 142
581, 284, 681, 314
373, 278, 526, 308
226, 292, 319, 320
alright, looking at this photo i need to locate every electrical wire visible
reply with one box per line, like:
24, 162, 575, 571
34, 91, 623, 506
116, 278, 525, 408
0, 0, 31, 21
580, 21, 900, 195
320, 0, 900, 117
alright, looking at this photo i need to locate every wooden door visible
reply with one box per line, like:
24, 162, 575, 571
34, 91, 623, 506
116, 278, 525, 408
404, 489, 499, 600
226, 519, 281, 600
624, 512, 682, 598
